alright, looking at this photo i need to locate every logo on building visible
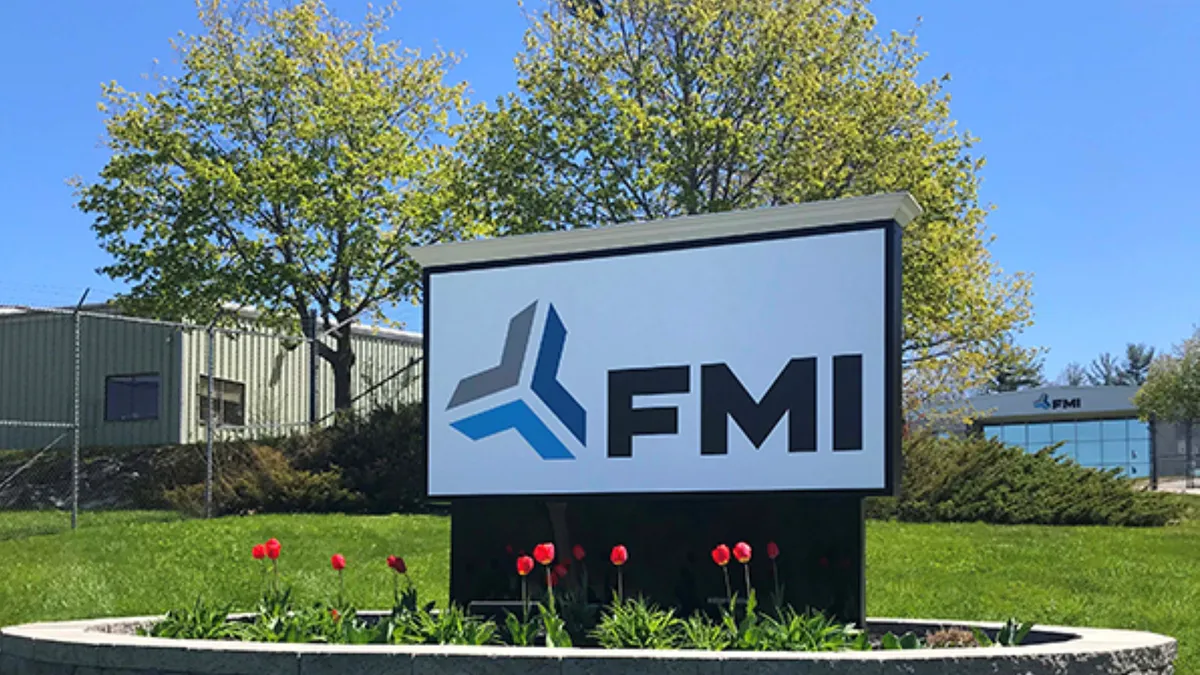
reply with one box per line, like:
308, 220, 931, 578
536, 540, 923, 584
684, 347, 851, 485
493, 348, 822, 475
446, 301, 586, 460
1033, 393, 1081, 411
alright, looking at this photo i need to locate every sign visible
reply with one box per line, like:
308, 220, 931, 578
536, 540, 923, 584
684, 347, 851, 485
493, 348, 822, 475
1034, 393, 1082, 411
413, 194, 914, 498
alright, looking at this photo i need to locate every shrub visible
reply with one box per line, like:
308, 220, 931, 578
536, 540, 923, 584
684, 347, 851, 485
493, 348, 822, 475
163, 444, 356, 516
288, 403, 427, 513
866, 433, 1185, 526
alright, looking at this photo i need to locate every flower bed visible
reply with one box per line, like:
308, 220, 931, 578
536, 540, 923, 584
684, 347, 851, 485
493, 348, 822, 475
0, 616, 1177, 675
134, 537, 1036, 652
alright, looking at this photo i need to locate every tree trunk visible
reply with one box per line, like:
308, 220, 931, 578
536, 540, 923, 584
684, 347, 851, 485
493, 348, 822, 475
316, 311, 358, 412
332, 326, 356, 411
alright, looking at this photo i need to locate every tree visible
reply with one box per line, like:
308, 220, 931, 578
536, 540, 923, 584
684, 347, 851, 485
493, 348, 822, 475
1086, 352, 1125, 386
980, 334, 1043, 394
459, 0, 1032, 412
73, 0, 474, 409
1058, 362, 1088, 387
1134, 329, 1200, 481
1122, 342, 1156, 386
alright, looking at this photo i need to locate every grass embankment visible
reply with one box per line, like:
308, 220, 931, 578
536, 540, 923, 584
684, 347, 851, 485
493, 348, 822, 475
2, 511, 1197, 672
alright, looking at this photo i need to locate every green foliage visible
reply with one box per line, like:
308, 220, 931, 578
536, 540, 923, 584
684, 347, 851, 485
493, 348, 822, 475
538, 602, 574, 648
718, 592, 769, 651
289, 403, 427, 513
866, 433, 1184, 526
592, 596, 682, 650
141, 597, 245, 640
1135, 328, 1200, 427
1123, 343, 1156, 386
459, 0, 1033, 410
980, 334, 1043, 394
1087, 352, 1126, 386
680, 613, 732, 651
393, 604, 498, 646
504, 611, 538, 647
880, 632, 923, 650
971, 618, 1034, 648
162, 444, 355, 516
759, 607, 862, 652
73, 0, 477, 409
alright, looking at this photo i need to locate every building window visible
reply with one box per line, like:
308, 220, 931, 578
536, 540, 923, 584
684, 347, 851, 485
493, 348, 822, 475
979, 417, 1150, 478
105, 374, 160, 422
198, 376, 246, 427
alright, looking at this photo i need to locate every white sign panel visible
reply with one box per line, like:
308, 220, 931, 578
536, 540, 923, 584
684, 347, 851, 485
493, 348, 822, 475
421, 213, 903, 498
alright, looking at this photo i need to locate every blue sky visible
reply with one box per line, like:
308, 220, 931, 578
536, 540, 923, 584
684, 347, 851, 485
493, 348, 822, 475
1, 1, 1196, 379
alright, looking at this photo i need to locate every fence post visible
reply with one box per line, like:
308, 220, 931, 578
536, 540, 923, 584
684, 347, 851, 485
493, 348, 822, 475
71, 289, 89, 530
205, 322, 216, 519
305, 309, 319, 426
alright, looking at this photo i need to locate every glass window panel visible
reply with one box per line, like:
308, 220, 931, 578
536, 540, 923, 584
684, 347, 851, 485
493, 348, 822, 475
1101, 419, 1128, 440
105, 374, 160, 421
1001, 425, 1026, 445
1128, 438, 1149, 462
983, 425, 1002, 441
1075, 440, 1102, 466
1027, 423, 1052, 447
1076, 421, 1101, 442
1051, 422, 1076, 442
1129, 420, 1150, 440
1102, 439, 1128, 465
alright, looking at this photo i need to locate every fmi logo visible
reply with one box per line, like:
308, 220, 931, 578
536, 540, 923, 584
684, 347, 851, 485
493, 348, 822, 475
1034, 393, 1081, 411
448, 301, 865, 460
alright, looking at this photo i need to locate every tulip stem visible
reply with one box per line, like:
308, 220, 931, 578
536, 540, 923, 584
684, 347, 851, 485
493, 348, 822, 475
743, 563, 752, 598
617, 567, 624, 602
521, 577, 528, 621
338, 570, 344, 609
722, 566, 732, 602
771, 560, 780, 601
545, 567, 555, 611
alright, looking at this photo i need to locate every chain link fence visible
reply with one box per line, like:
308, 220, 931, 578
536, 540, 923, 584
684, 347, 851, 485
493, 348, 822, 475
0, 300, 423, 531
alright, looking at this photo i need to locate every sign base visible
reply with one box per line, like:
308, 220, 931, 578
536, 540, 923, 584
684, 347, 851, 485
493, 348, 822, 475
450, 495, 865, 626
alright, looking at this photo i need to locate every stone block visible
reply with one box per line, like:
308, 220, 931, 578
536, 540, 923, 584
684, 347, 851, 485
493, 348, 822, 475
561, 652, 720, 675
299, 651, 413, 675
411, 650, 560, 675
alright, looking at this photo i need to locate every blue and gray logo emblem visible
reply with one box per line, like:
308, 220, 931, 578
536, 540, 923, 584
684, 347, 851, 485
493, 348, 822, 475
447, 302, 586, 460
1033, 393, 1051, 410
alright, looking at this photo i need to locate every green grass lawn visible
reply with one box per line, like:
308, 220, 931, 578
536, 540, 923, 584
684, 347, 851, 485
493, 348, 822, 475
1, 511, 1197, 672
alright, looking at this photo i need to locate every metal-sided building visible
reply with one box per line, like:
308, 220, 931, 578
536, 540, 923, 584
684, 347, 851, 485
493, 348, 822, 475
0, 305, 423, 450
965, 385, 1194, 482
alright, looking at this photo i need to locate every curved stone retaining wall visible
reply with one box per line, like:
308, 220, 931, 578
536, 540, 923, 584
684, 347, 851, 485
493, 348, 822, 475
0, 617, 1176, 675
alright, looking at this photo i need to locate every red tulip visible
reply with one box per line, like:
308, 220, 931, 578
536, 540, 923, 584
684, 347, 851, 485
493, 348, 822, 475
387, 555, 407, 574
610, 545, 628, 566
533, 542, 555, 566
711, 544, 731, 566
553, 562, 569, 580
331, 554, 346, 571
330, 608, 340, 621
572, 544, 586, 561
516, 555, 535, 576
252, 544, 266, 560
767, 542, 780, 560
265, 538, 281, 560
733, 542, 752, 564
